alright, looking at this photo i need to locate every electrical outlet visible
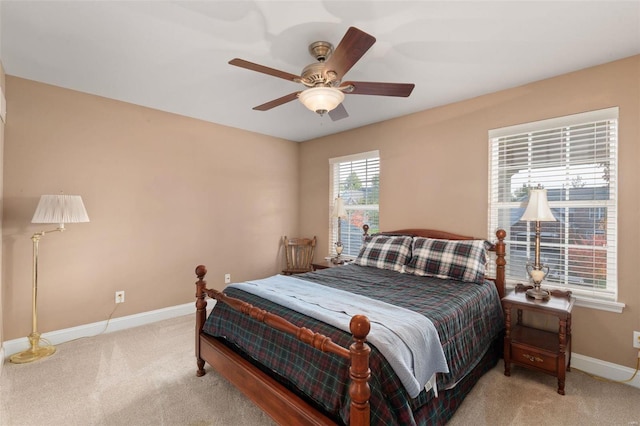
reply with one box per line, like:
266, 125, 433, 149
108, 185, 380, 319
224, 273, 231, 284
634, 331, 640, 349
115, 291, 125, 304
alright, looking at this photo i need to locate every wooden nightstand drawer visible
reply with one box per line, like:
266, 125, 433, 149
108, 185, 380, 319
511, 344, 557, 373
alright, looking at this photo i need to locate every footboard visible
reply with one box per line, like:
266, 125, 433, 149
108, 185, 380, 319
194, 265, 372, 426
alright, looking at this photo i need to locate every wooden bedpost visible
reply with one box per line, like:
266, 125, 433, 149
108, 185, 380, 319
494, 229, 507, 299
195, 264, 208, 377
349, 314, 371, 426
196, 264, 373, 425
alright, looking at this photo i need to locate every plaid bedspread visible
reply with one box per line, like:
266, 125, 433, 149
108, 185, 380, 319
203, 264, 504, 425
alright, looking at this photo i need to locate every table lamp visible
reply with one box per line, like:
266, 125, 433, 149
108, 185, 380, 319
332, 195, 347, 263
521, 185, 556, 300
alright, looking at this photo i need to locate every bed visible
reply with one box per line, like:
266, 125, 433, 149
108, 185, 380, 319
194, 228, 506, 425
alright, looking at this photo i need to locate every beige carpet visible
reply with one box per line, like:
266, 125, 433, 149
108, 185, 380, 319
1, 314, 638, 425
449, 361, 640, 426
0, 315, 275, 426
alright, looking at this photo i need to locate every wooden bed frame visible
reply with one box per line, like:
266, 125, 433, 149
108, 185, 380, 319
194, 228, 506, 425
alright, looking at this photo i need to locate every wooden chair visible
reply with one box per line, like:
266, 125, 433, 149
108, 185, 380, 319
282, 236, 317, 275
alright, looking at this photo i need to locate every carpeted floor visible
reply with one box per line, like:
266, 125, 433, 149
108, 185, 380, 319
0, 315, 275, 426
448, 360, 640, 425
1, 314, 638, 425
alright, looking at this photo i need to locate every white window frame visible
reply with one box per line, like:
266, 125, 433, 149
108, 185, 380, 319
488, 108, 624, 312
329, 150, 380, 258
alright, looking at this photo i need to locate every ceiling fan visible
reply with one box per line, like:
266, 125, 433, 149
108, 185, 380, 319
229, 26, 415, 121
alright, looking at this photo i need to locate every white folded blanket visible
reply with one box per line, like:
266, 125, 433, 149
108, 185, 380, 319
230, 274, 449, 398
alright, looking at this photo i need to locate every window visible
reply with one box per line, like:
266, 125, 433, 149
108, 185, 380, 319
329, 151, 380, 257
489, 108, 618, 302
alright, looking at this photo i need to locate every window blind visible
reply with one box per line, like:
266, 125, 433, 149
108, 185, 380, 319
329, 151, 380, 257
488, 108, 618, 301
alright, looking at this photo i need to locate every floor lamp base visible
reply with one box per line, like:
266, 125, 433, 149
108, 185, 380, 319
9, 333, 56, 364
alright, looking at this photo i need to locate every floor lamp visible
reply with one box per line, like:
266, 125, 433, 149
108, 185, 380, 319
332, 195, 347, 264
9, 194, 90, 364
521, 185, 556, 300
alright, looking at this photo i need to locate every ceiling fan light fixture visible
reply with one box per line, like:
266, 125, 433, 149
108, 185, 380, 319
299, 87, 345, 116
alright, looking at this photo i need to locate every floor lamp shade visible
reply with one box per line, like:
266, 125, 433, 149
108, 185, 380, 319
32, 194, 90, 226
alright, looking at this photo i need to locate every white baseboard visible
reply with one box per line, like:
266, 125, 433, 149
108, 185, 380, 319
3, 302, 638, 390
572, 352, 640, 389
3, 300, 215, 359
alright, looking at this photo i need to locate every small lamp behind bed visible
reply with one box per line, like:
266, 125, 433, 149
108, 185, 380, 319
521, 185, 556, 300
332, 195, 347, 263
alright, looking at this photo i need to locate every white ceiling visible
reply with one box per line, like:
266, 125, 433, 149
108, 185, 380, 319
2, 1, 639, 142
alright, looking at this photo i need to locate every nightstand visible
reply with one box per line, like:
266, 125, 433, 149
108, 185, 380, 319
311, 259, 352, 270
502, 283, 575, 395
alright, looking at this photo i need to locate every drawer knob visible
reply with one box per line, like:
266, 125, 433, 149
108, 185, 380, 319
523, 353, 544, 363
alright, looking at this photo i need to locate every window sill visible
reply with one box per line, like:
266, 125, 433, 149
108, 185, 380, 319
504, 282, 625, 313
573, 297, 625, 313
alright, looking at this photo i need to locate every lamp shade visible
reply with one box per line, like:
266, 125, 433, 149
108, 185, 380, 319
520, 188, 556, 222
332, 196, 347, 219
299, 87, 345, 114
32, 195, 90, 225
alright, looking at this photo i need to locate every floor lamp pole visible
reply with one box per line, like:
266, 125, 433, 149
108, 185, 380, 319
10, 229, 61, 364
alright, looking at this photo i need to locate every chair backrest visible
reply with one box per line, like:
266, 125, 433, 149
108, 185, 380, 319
282, 236, 317, 275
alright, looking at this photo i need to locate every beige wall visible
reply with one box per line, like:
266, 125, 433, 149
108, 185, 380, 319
2, 77, 299, 340
3, 56, 639, 371
300, 55, 640, 369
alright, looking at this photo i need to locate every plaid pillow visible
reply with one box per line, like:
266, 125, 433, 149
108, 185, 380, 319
404, 237, 490, 284
354, 235, 412, 272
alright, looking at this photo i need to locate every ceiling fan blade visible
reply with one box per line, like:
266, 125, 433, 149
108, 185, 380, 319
229, 58, 300, 82
341, 81, 415, 97
324, 27, 376, 78
329, 103, 349, 121
253, 92, 300, 111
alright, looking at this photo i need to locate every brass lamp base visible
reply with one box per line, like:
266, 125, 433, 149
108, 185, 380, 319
333, 241, 344, 264
9, 332, 56, 364
526, 262, 551, 300
526, 286, 550, 300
